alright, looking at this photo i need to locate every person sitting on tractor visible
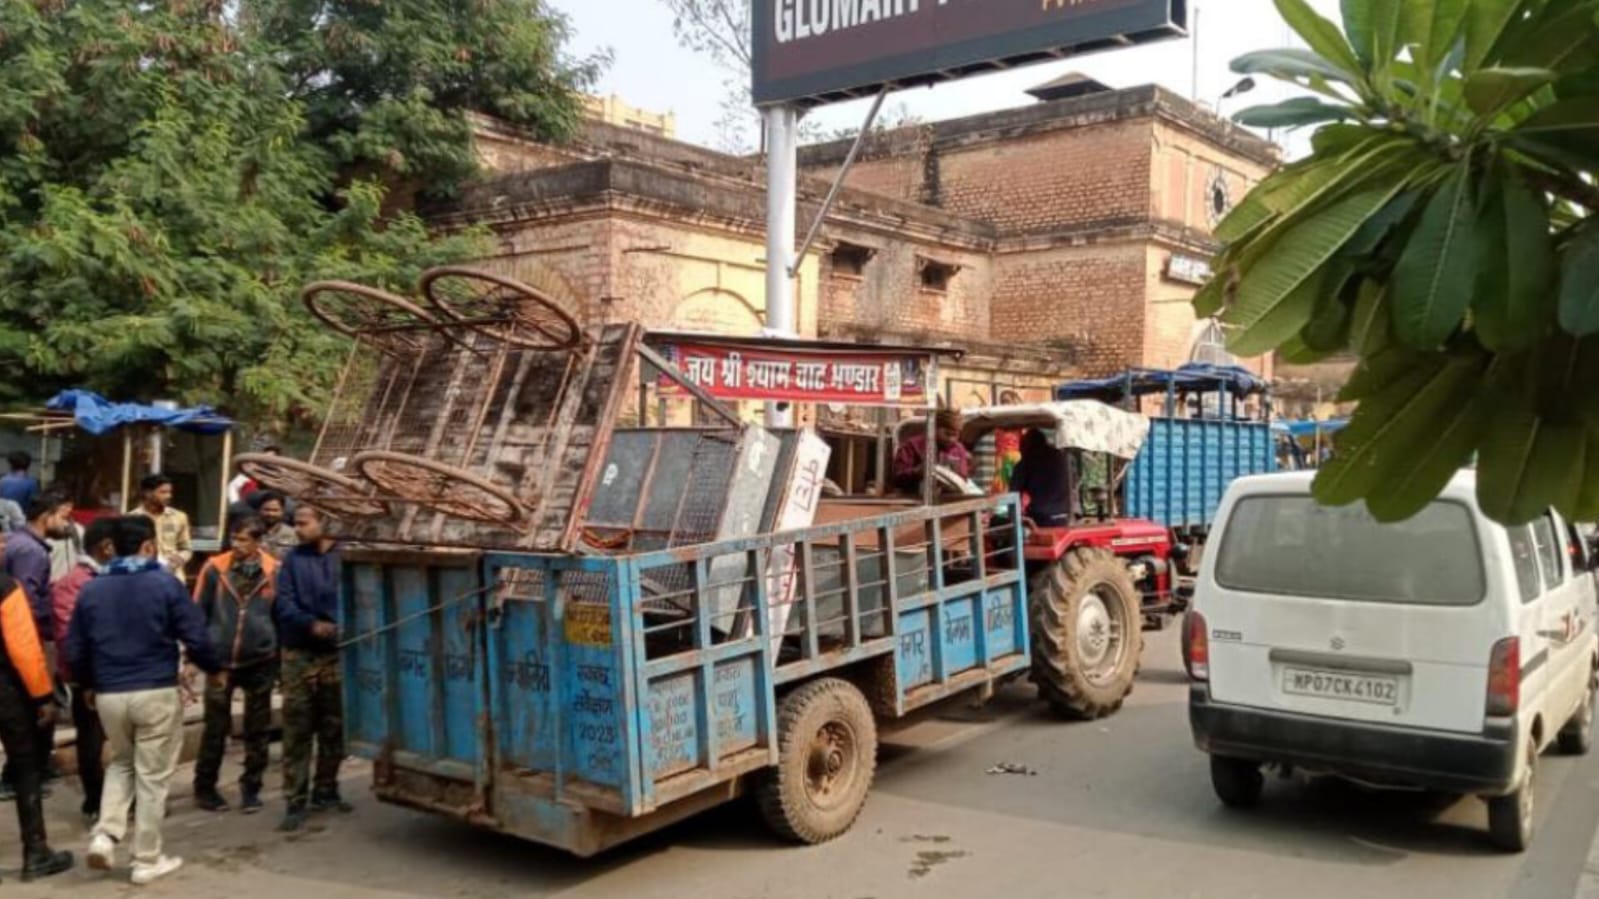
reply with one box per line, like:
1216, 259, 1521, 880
892, 409, 973, 497
1010, 428, 1075, 528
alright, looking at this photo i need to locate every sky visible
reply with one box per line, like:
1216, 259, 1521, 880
547, 0, 1343, 154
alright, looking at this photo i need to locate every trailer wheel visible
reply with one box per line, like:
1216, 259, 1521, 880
1030, 547, 1143, 719
756, 678, 877, 845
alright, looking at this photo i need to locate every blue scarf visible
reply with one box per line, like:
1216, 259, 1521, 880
106, 556, 163, 576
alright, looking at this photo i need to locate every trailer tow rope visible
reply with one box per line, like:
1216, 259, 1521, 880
336, 582, 501, 649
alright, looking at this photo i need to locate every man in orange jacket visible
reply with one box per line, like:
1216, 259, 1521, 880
0, 574, 73, 882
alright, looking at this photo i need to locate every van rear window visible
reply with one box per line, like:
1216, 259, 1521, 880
1214, 497, 1486, 606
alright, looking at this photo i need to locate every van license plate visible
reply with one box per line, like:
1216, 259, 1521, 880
1281, 667, 1398, 706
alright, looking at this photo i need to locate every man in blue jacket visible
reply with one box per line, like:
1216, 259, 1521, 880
274, 505, 349, 833
66, 516, 219, 886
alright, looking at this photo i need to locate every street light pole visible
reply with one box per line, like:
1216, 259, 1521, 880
764, 104, 799, 428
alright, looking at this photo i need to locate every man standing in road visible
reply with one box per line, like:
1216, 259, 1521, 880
50, 517, 117, 829
274, 505, 351, 832
131, 474, 192, 582
0, 572, 73, 882
191, 517, 279, 815
1, 490, 75, 798
67, 515, 219, 886
0, 451, 40, 512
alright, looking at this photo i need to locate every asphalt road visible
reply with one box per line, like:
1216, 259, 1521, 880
8, 627, 1599, 899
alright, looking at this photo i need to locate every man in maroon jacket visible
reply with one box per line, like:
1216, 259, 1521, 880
50, 518, 117, 828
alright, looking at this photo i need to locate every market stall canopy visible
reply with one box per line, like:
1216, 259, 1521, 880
960, 401, 1151, 460
1273, 419, 1349, 438
1056, 364, 1269, 403
45, 390, 232, 436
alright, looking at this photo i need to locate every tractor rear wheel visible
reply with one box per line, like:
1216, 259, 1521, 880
1030, 547, 1143, 719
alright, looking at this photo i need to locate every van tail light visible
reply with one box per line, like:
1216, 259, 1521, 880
1183, 611, 1209, 682
1486, 636, 1520, 718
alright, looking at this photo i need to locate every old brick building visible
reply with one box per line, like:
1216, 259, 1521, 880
433, 78, 1278, 409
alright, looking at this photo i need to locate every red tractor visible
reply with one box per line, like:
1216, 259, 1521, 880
899, 401, 1175, 719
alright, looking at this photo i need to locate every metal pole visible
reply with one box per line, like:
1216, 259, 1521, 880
218, 428, 233, 537
764, 104, 799, 428
1190, 5, 1202, 103
793, 90, 889, 273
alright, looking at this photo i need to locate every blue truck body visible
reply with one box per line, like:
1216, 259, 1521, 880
341, 496, 1028, 856
1125, 417, 1277, 533
1058, 364, 1277, 534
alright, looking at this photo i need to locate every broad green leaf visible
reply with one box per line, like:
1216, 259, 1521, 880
1225, 264, 1326, 356
1499, 1, 1599, 73
1572, 427, 1599, 520
1194, 277, 1226, 318
1349, 280, 1392, 355
1232, 48, 1359, 84
1311, 123, 1374, 157
1366, 385, 1491, 521
1280, 332, 1338, 364
1214, 134, 1397, 245
1303, 267, 1357, 351
1275, 0, 1366, 77
1464, 67, 1557, 117
1314, 351, 1472, 505
1465, 0, 1526, 71
1391, 164, 1479, 347
1342, 191, 1422, 257
1477, 405, 1586, 525
1340, 344, 1428, 401
1412, 0, 1471, 69
1558, 225, 1599, 336
1514, 96, 1599, 157
1343, 0, 1404, 68
1234, 97, 1352, 128
1473, 175, 1554, 351
1225, 182, 1406, 340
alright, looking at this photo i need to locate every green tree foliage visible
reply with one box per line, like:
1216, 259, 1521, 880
1209, 0, 1599, 525
0, 0, 598, 420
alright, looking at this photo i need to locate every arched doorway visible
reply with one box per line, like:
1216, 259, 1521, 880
671, 288, 762, 335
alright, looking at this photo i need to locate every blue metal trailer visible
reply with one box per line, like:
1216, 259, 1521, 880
341, 496, 1028, 856
1057, 364, 1277, 537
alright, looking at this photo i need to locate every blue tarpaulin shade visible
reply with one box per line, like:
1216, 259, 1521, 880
44, 390, 232, 436
1056, 364, 1270, 402
1273, 419, 1348, 438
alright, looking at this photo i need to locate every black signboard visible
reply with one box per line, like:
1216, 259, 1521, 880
753, 0, 1188, 107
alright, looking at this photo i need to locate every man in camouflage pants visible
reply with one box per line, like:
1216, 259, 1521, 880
272, 506, 349, 833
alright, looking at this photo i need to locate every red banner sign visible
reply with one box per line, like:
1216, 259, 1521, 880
656, 342, 935, 407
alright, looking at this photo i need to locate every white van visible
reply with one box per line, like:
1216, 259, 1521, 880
1184, 471, 1598, 851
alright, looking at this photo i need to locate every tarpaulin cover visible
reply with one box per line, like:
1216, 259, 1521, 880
1273, 419, 1348, 438
45, 390, 232, 436
959, 401, 1151, 460
1056, 364, 1270, 401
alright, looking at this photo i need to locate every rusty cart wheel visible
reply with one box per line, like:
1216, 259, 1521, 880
351, 450, 527, 524
1029, 547, 1143, 720
303, 281, 443, 358
755, 677, 877, 845
232, 453, 390, 519
419, 266, 582, 350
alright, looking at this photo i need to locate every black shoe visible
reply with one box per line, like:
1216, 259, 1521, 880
0, 781, 14, 802
240, 792, 263, 815
195, 789, 230, 813
310, 793, 353, 814
20, 848, 73, 882
277, 808, 308, 833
